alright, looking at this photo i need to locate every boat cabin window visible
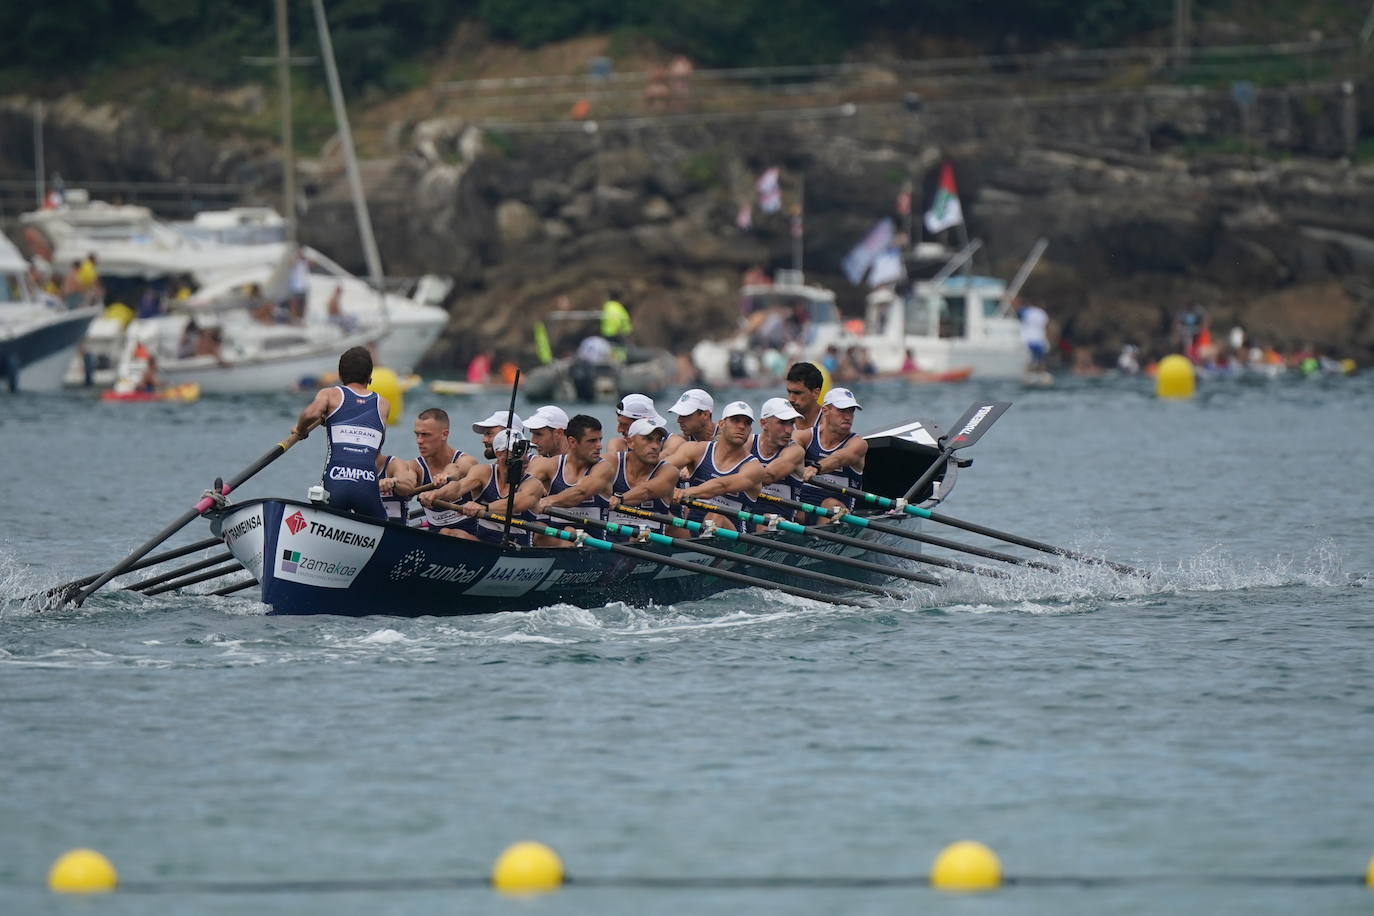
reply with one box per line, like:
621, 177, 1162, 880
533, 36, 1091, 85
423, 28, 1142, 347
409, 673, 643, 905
1, 274, 20, 302
982, 296, 1003, 318
939, 295, 967, 338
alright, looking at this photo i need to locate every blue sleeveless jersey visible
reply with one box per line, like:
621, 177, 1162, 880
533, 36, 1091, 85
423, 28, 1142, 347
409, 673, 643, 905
683, 442, 758, 525
796, 429, 862, 510
474, 466, 533, 546
322, 386, 385, 519
597, 452, 673, 538
741, 434, 801, 524
547, 455, 604, 525
417, 450, 476, 533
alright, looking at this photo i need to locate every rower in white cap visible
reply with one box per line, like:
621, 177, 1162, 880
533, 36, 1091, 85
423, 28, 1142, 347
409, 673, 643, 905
662, 399, 767, 532
471, 409, 524, 460
604, 393, 663, 454
524, 405, 571, 458
419, 428, 536, 544
793, 386, 868, 523
740, 397, 808, 523
664, 387, 715, 458
595, 416, 689, 538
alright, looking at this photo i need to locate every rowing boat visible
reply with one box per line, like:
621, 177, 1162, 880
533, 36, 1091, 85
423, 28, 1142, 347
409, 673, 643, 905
207, 416, 957, 616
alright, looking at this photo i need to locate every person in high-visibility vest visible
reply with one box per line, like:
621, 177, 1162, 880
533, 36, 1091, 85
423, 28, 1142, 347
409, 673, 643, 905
600, 291, 633, 362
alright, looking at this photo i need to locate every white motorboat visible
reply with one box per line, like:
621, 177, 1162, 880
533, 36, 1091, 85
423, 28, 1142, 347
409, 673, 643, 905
20, 190, 288, 284
0, 235, 99, 392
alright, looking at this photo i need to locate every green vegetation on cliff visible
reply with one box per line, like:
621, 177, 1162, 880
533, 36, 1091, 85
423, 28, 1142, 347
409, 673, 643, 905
3, 0, 1364, 100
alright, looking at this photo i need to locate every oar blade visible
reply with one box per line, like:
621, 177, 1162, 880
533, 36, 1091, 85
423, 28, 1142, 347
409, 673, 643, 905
942, 400, 1012, 451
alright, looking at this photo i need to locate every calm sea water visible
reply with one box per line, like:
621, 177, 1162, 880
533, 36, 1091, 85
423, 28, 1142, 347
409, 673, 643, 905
1, 374, 1371, 915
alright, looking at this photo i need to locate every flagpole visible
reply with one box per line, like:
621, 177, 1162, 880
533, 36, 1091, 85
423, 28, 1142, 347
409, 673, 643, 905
792, 173, 805, 273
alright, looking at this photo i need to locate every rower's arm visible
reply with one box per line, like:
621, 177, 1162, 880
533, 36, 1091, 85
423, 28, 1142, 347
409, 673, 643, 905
544, 460, 613, 509
512, 475, 546, 514
762, 443, 805, 484
292, 387, 338, 438
423, 466, 488, 505
660, 433, 686, 459
681, 459, 767, 501
815, 437, 868, 474
620, 444, 698, 505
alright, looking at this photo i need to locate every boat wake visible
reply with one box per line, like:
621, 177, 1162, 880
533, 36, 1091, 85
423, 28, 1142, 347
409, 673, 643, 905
0, 541, 1355, 669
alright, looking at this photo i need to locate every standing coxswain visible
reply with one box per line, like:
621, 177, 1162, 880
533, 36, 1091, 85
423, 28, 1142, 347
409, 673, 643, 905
793, 386, 868, 523
292, 346, 389, 520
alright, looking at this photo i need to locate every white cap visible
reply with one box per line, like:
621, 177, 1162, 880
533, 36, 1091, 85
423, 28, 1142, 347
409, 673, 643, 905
760, 397, 803, 421
616, 393, 659, 420
627, 417, 668, 438
524, 405, 569, 430
491, 429, 516, 452
823, 387, 863, 410
668, 388, 714, 415
719, 400, 755, 421
473, 410, 524, 434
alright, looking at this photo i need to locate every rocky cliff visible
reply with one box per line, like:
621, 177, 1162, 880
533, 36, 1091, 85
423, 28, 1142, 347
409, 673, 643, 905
4, 82, 1373, 370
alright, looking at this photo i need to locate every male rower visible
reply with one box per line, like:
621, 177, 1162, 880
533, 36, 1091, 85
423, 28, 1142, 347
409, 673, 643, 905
377, 452, 418, 524
292, 345, 389, 520
664, 400, 767, 532
420, 430, 535, 544
527, 414, 604, 547
741, 397, 807, 523
524, 405, 571, 458
664, 386, 716, 461
785, 361, 825, 431
794, 386, 868, 523
401, 407, 478, 535
472, 409, 524, 459
604, 393, 663, 453
597, 417, 689, 538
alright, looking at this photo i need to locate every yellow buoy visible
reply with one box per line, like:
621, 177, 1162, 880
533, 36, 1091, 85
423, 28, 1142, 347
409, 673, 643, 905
368, 366, 404, 425
1155, 353, 1196, 399
1365, 851, 1373, 887
929, 840, 1002, 892
818, 363, 833, 402
491, 841, 565, 894
48, 848, 118, 894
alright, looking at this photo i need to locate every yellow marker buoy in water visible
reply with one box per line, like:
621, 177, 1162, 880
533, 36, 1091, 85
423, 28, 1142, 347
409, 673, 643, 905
48, 848, 118, 893
369, 366, 403, 425
491, 841, 565, 893
1155, 354, 1195, 399
930, 840, 1002, 892
1365, 851, 1373, 887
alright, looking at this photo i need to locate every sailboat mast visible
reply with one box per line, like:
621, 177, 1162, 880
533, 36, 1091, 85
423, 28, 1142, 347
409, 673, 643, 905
276, 0, 296, 244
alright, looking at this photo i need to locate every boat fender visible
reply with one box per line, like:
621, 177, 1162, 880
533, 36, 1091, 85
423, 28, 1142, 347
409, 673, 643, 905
701, 519, 718, 538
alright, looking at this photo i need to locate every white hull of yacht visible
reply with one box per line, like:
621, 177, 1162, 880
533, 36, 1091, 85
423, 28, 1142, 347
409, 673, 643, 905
1, 306, 101, 392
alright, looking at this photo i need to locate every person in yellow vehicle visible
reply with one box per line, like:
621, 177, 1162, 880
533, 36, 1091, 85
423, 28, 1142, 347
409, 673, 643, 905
600, 289, 633, 361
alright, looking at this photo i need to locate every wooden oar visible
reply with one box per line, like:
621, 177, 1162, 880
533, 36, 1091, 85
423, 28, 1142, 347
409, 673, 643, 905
756, 492, 1061, 572
142, 562, 245, 597
479, 509, 865, 607
29, 536, 224, 605
124, 551, 235, 592
67, 421, 319, 608
899, 399, 1011, 501
528, 507, 889, 597
678, 497, 1009, 580
604, 503, 944, 587
807, 478, 1146, 577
